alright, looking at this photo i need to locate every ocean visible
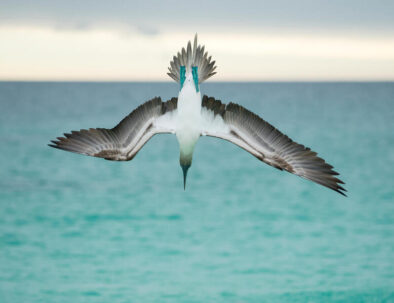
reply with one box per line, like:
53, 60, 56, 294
0, 82, 393, 302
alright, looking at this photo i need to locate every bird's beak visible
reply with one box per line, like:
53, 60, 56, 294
181, 164, 190, 190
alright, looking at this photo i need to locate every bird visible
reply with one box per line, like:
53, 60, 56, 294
49, 34, 346, 196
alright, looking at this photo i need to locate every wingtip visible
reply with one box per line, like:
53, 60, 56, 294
334, 185, 347, 197
48, 143, 60, 150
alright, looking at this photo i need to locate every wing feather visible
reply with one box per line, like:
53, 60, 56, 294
201, 95, 346, 196
49, 97, 178, 161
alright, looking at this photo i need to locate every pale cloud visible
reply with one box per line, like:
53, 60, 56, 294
1, 26, 393, 81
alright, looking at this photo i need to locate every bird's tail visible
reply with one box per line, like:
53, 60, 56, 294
167, 34, 217, 84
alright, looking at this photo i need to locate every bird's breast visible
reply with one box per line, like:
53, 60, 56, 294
175, 83, 202, 152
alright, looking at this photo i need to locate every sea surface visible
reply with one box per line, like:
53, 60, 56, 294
0, 82, 393, 302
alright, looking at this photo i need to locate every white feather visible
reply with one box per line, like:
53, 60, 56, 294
175, 72, 202, 157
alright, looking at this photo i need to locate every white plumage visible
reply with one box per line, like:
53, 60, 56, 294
176, 72, 202, 164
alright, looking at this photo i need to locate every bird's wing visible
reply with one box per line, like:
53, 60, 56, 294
201, 95, 346, 196
49, 97, 178, 161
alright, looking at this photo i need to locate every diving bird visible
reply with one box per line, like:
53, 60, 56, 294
49, 34, 346, 195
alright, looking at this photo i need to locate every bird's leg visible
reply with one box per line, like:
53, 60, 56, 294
192, 66, 199, 92
180, 66, 186, 90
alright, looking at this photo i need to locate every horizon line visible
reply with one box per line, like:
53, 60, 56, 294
1, 79, 394, 83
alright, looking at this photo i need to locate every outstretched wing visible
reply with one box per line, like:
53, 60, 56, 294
201, 95, 346, 196
49, 97, 178, 161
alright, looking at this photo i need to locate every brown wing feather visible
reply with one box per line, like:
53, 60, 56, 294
202, 95, 346, 196
49, 97, 177, 161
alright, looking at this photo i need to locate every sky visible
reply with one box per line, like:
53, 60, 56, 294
1, 0, 394, 81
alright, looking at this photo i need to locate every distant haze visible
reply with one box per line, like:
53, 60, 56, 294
1, 0, 394, 81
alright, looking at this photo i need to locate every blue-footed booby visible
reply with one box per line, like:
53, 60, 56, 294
49, 34, 346, 195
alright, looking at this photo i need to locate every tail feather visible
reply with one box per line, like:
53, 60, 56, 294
167, 34, 217, 84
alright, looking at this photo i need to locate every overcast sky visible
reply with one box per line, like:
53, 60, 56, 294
1, 0, 394, 81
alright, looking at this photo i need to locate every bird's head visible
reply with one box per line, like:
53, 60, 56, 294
179, 152, 193, 190
181, 163, 191, 190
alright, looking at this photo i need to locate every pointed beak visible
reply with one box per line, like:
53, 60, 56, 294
181, 164, 190, 190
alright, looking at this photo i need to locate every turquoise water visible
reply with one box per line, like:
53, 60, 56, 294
0, 82, 393, 302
